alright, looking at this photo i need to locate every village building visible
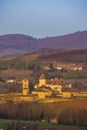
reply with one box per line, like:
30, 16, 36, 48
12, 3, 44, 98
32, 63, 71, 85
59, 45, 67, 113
22, 78, 29, 95
6, 77, 16, 83
32, 73, 73, 99
62, 91, 73, 98
53, 63, 83, 71
36, 73, 63, 93
5, 74, 71, 100
32, 90, 52, 99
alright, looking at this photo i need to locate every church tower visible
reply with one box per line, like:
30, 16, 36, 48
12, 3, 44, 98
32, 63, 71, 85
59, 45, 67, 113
22, 78, 29, 95
39, 73, 46, 87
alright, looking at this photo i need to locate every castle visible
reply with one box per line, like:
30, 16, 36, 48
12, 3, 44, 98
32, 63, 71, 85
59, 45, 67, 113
22, 74, 65, 99
0, 74, 87, 102
38, 73, 63, 93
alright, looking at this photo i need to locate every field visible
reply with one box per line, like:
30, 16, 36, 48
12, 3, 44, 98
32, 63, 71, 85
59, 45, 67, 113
0, 119, 87, 130
0, 68, 33, 79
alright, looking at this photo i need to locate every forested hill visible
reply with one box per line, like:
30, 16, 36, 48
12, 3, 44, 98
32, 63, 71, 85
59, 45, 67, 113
38, 49, 87, 63
0, 31, 87, 57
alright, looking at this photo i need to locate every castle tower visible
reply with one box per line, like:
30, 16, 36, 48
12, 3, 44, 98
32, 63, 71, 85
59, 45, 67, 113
39, 73, 46, 87
22, 78, 29, 95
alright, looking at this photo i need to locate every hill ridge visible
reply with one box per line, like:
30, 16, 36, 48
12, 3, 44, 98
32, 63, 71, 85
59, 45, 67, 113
0, 30, 87, 57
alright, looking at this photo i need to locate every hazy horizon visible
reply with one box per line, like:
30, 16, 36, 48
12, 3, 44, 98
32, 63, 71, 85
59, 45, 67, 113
0, 0, 87, 38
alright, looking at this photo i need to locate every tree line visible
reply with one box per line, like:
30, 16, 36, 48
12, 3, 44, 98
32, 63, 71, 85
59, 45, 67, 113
0, 99, 87, 126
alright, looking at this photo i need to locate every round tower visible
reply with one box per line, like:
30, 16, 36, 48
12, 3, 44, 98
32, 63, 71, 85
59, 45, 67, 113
22, 78, 29, 95
39, 73, 46, 87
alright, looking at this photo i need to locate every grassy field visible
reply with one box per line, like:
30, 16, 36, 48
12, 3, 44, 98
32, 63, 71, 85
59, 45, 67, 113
0, 68, 33, 79
62, 71, 87, 79
0, 119, 87, 129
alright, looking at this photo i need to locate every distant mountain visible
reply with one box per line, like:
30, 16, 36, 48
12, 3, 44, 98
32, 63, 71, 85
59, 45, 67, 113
38, 31, 87, 49
0, 34, 38, 57
0, 31, 87, 57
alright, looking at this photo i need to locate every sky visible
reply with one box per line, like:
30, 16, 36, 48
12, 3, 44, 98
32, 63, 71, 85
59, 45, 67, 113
0, 0, 87, 38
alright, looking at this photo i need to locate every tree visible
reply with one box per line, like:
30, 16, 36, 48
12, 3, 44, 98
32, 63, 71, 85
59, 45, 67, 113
58, 108, 74, 125
49, 63, 54, 71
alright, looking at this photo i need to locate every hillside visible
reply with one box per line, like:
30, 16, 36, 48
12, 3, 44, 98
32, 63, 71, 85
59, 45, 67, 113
0, 34, 38, 57
38, 49, 87, 63
0, 31, 87, 57
38, 31, 87, 49
13, 48, 87, 63
1, 49, 87, 63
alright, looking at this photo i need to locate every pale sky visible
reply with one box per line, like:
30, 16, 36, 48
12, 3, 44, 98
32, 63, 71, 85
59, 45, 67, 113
0, 0, 87, 38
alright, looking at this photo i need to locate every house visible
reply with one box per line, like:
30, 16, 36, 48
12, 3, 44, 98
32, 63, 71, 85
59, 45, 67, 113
62, 92, 73, 98
6, 77, 16, 83
53, 63, 83, 71
32, 90, 52, 99
70, 66, 83, 71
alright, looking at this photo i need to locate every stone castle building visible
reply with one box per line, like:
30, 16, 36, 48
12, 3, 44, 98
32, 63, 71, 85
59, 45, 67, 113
21, 74, 72, 99
39, 73, 46, 87
22, 78, 29, 95
37, 73, 63, 93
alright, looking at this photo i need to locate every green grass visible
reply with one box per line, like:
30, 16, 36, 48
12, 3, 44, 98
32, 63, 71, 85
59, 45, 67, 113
38, 122, 78, 129
62, 71, 87, 79
28, 61, 47, 67
0, 119, 87, 129
0, 123, 9, 128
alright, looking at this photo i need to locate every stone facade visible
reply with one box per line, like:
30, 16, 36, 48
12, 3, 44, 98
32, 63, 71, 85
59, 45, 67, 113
38, 74, 62, 93
22, 78, 29, 95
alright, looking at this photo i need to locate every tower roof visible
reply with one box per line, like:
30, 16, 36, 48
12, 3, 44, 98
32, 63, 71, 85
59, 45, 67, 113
40, 73, 45, 79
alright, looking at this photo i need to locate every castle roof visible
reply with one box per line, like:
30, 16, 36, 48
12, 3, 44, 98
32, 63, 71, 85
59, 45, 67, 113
39, 73, 45, 79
